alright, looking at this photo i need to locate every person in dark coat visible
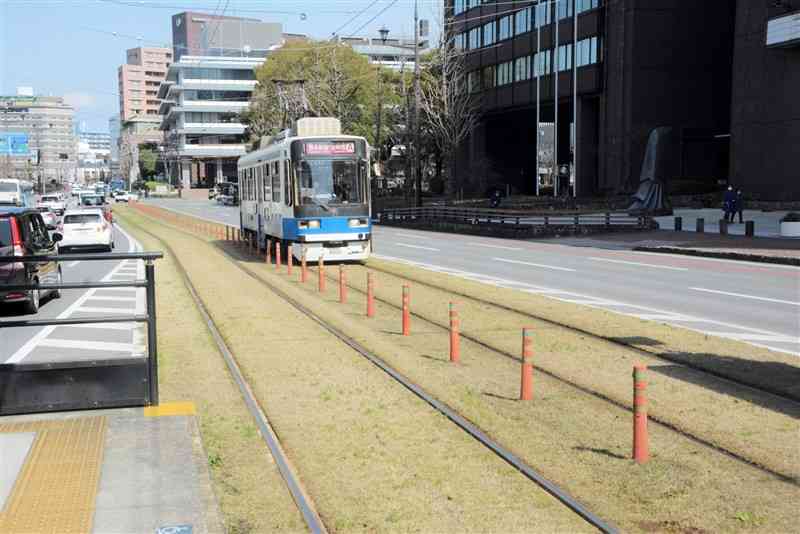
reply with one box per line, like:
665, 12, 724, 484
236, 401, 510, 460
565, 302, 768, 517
723, 186, 736, 222
735, 189, 745, 223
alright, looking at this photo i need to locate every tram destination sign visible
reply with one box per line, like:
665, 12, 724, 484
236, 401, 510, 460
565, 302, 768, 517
303, 142, 356, 156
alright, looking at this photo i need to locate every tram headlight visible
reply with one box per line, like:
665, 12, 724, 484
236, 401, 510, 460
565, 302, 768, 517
348, 218, 368, 228
299, 219, 321, 229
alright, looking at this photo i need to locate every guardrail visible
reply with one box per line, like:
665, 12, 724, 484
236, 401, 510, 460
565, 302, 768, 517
0, 252, 163, 414
378, 207, 650, 228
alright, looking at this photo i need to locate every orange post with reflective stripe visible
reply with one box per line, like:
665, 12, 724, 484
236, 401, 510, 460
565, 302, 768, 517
318, 256, 325, 292
633, 364, 650, 464
301, 251, 308, 283
266, 239, 271, 264
339, 265, 347, 303
275, 242, 281, 270
449, 302, 460, 364
366, 272, 375, 317
402, 284, 410, 336
287, 245, 293, 275
519, 328, 533, 401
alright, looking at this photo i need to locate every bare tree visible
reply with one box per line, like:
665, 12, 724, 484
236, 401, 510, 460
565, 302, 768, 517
418, 25, 479, 195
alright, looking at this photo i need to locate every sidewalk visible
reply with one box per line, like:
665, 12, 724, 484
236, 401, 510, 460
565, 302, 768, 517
539, 229, 800, 265
0, 404, 223, 533
655, 208, 792, 238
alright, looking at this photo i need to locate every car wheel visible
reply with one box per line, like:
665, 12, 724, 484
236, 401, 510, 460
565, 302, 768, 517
52, 268, 62, 299
23, 278, 41, 314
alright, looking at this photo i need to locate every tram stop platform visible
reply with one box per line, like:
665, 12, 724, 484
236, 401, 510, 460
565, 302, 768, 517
0, 402, 223, 533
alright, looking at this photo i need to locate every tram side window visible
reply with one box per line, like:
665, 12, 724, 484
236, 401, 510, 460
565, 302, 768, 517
271, 161, 281, 202
284, 161, 292, 206
256, 167, 262, 202
262, 164, 270, 201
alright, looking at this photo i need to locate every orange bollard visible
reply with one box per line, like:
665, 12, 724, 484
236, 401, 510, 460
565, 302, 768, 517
318, 256, 326, 292
366, 272, 375, 317
301, 251, 308, 283
449, 302, 460, 364
402, 284, 410, 336
287, 245, 293, 275
339, 265, 347, 303
633, 364, 650, 464
520, 328, 534, 400
275, 241, 281, 270
266, 239, 271, 264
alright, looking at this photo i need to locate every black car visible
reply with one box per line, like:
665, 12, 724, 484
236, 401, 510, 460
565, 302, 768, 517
0, 207, 63, 314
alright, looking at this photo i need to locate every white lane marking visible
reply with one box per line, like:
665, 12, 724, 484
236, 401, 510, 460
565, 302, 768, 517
707, 333, 800, 343
76, 306, 136, 314
57, 322, 137, 331
38, 338, 139, 353
86, 296, 137, 302
66, 261, 80, 268
373, 253, 800, 356
95, 287, 137, 293
493, 257, 577, 272
689, 287, 800, 306
589, 257, 689, 271
630, 250, 800, 271
466, 242, 522, 251
395, 242, 440, 251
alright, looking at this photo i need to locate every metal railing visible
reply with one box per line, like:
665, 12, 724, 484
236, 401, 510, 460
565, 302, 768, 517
0, 252, 163, 412
378, 207, 650, 228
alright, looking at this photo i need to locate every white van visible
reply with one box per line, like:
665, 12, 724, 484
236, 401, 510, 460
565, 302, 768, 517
0, 179, 34, 207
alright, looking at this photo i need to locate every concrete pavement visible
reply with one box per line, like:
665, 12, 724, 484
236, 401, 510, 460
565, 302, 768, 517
142, 198, 800, 356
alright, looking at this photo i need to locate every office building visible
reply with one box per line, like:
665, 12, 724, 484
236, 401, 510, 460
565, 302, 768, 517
158, 55, 261, 188
118, 47, 173, 121
0, 92, 77, 185
333, 35, 429, 71
171, 12, 284, 61
448, 0, 799, 201
78, 131, 112, 153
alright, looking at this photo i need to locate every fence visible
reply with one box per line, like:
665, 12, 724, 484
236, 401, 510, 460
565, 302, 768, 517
378, 207, 651, 228
0, 251, 163, 415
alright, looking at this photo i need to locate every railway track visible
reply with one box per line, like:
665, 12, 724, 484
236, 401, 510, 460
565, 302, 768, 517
293, 260, 800, 486
126, 210, 620, 534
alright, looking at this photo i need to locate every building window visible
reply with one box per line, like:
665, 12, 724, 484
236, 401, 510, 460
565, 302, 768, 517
557, 0, 573, 20
576, 36, 600, 67
535, 2, 552, 28
453, 32, 466, 50
534, 50, 551, 76
514, 56, 531, 82
514, 7, 532, 36
576, 0, 600, 15
468, 70, 481, 93
498, 15, 513, 41
497, 61, 513, 86
483, 21, 496, 47
468, 27, 481, 49
482, 65, 496, 89
557, 43, 573, 72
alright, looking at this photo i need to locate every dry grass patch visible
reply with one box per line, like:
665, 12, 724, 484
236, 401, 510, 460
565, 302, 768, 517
117, 210, 306, 534
222, 245, 800, 533
119, 207, 592, 533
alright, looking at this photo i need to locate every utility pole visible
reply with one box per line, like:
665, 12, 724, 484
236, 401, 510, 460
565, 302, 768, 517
376, 27, 390, 168
413, 0, 422, 207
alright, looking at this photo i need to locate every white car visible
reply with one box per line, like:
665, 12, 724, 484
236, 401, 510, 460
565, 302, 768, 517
37, 207, 59, 229
58, 209, 114, 252
38, 194, 66, 215
115, 191, 130, 202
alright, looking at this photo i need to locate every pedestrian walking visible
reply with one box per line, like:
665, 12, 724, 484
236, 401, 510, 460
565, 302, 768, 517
736, 189, 745, 223
723, 186, 736, 223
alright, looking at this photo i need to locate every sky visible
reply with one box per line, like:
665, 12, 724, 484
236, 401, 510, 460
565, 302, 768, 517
0, 0, 443, 132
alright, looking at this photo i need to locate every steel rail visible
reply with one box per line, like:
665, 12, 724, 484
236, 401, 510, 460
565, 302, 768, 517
127, 218, 328, 534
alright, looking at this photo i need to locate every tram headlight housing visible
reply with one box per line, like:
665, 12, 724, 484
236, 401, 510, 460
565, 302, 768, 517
299, 219, 321, 229
348, 218, 369, 228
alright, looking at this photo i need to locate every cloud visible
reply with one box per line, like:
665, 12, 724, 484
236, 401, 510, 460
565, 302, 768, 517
63, 92, 97, 109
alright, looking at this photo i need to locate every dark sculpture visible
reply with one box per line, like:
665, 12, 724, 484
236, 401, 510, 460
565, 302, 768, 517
627, 126, 674, 216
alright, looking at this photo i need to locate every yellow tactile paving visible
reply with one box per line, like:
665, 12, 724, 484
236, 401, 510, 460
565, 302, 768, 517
144, 400, 196, 417
0, 417, 106, 534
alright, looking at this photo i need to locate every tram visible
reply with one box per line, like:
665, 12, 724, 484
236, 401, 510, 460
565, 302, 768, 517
237, 118, 371, 262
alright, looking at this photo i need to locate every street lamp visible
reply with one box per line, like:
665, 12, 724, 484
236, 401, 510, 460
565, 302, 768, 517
375, 27, 390, 169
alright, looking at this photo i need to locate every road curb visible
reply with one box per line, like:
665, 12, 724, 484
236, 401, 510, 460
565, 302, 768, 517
632, 246, 800, 267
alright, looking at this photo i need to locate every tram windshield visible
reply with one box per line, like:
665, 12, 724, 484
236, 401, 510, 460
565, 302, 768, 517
298, 159, 362, 206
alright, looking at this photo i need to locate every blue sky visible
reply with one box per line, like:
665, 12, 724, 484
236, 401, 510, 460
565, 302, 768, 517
0, 0, 442, 132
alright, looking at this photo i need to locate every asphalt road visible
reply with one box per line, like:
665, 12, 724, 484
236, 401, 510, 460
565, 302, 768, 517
0, 224, 146, 364
144, 198, 800, 356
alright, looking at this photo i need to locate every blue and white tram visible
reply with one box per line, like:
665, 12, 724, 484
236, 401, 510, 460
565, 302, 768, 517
237, 120, 371, 262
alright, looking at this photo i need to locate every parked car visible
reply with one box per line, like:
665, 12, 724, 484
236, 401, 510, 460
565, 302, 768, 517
115, 191, 131, 202
58, 209, 114, 253
208, 186, 220, 200
37, 206, 59, 229
37, 194, 66, 215
0, 207, 62, 314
